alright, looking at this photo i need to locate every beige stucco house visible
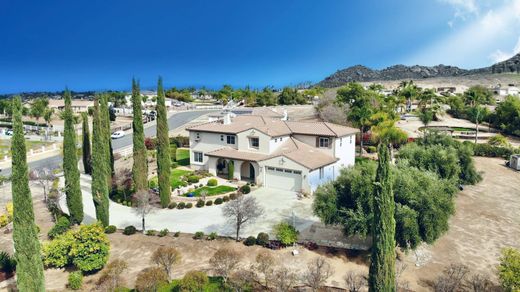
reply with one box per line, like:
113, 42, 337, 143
186, 115, 358, 193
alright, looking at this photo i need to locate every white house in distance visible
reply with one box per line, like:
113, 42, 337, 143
186, 115, 358, 193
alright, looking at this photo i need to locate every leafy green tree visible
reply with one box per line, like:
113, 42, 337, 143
10, 96, 46, 291
274, 222, 299, 245
278, 87, 306, 105
368, 144, 395, 292
156, 77, 171, 207
91, 97, 109, 226
81, 112, 92, 175
488, 134, 510, 147
30, 97, 49, 122
464, 86, 494, 143
498, 247, 520, 292
132, 79, 148, 192
63, 89, 84, 224
491, 95, 520, 136
214, 85, 233, 104
255, 86, 277, 106
43, 108, 54, 126
370, 112, 408, 160
396, 80, 420, 112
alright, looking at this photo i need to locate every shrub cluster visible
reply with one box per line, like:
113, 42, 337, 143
185, 202, 193, 209
187, 175, 200, 184
193, 231, 204, 240
168, 202, 177, 209
207, 232, 217, 241
244, 236, 256, 246
240, 184, 251, 194
205, 200, 213, 206
196, 199, 205, 208
104, 225, 117, 234
214, 198, 223, 205
177, 202, 186, 209
207, 178, 218, 186
256, 232, 270, 246
123, 225, 137, 235
48, 216, 71, 239
158, 229, 169, 237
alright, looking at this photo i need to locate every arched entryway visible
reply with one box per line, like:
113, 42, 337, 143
240, 161, 256, 182
216, 158, 229, 178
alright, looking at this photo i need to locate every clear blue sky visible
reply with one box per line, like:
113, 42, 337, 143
1, 0, 519, 93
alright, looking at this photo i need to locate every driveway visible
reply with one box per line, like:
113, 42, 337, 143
60, 174, 319, 238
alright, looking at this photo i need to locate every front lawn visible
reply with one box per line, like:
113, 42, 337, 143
183, 185, 236, 197
171, 169, 192, 189
176, 148, 190, 166
158, 276, 227, 292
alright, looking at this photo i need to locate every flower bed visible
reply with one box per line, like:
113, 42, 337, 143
183, 185, 236, 197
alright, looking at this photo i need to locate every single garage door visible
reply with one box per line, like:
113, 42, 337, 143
265, 167, 302, 191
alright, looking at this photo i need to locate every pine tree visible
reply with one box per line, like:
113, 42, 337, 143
368, 144, 396, 292
82, 112, 92, 175
11, 96, 46, 291
156, 77, 171, 207
63, 89, 84, 224
91, 96, 110, 226
132, 79, 148, 191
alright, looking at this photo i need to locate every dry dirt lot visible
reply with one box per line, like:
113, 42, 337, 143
1, 157, 519, 291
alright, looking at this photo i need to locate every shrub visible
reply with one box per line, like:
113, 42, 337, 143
207, 178, 218, 186
104, 225, 117, 234
193, 231, 204, 240
148, 177, 158, 189
144, 137, 157, 150
240, 185, 251, 194
244, 236, 256, 246
0, 251, 16, 275
229, 193, 237, 200
256, 232, 269, 246
0, 215, 9, 227
274, 222, 299, 246
146, 230, 157, 236
180, 270, 209, 292
187, 175, 200, 184
48, 216, 71, 239
68, 271, 83, 290
174, 231, 180, 237
199, 183, 203, 188
207, 232, 217, 241
123, 225, 137, 235
205, 200, 213, 206
196, 199, 205, 208
214, 197, 223, 205
366, 145, 377, 153
498, 247, 520, 291
158, 229, 169, 237
185, 202, 193, 209
135, 267, 168, 292
168, 202, 177, 209
223, 196, 230, 202
177, 202, 186, 209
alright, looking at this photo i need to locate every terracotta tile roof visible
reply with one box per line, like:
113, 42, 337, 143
187, 115, 358, 138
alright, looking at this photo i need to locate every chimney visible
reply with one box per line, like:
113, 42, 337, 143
223, 112, 232, 125
281, 109, 288, 121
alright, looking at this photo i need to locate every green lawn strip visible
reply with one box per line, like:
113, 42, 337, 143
170, 169, 192, 189
176, 148, 190, 166
158, 277, 228, 292
183, 185, 236, 197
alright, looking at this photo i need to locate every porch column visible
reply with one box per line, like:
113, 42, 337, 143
233, 160, 243, 180
207, 157, 217, 176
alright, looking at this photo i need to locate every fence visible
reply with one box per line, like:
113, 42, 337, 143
1, 143, 60, 162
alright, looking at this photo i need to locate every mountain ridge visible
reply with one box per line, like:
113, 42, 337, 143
317, 53, 520, 88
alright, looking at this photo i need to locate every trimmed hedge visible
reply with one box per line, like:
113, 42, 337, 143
207, 178, 218, 186
240, 185, 251, 194
196, 199, 205, 208
205, 200, 213, 206
214, 198, 223, 205
177, 202, 186, 209
123, 225, 137, 235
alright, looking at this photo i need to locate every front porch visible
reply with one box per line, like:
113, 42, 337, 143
210, 157, 261, 184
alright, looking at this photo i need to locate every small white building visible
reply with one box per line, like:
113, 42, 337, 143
510, 154, 520, 171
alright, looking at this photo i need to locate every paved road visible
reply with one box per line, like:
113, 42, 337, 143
1, 110, 213, 176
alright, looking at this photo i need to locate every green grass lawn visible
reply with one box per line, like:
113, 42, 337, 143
176, 148, 190, 166
170, 169, 192, 189
183, 185, 236, 197
158, 276, 228, 292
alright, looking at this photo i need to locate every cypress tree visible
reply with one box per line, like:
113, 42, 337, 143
91, 97, 110, 226
11, 96, 46, 291
368, 144, 396, 292
82, 112, 92, 175
132, 79, 148, 191
63, 89, 84, 224
99, 95, 113, 183
156, 77, 171, 207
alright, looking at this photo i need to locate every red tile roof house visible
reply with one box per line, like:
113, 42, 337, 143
186, 115, 358, 193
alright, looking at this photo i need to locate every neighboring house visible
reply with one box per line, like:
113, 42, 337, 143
186, 115, 358, 193
208, 107, 285, 122
48, 99, 94, 113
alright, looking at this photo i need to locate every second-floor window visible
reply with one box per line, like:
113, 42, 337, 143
319, 137, 330, 148
227, 135, 236, 144
249, 137, 259, 149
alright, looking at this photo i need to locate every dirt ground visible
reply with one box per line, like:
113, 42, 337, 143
1, 157, 519, 291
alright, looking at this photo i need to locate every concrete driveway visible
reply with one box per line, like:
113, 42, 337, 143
60, 174, 320, 238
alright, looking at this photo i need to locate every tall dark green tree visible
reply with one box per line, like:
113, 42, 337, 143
63, 89, 84, 224
91, 97, 110, 226
156, 77, 171, 207
11, 96, 46, 291
368, 144, 396, 292
132, 79, 148, 191
99, 94, 114, 181
82, 112, 92, 175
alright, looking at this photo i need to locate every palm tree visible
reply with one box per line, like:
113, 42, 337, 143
463, 86, 494, 143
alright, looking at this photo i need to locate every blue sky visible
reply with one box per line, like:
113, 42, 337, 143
1, 0, 519, 93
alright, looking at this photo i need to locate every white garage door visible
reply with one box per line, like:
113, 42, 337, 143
265, 167, 302, 192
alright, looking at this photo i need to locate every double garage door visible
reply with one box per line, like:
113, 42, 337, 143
265, 167, 302, 192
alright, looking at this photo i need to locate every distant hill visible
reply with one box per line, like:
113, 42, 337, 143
317, 53, 520, 88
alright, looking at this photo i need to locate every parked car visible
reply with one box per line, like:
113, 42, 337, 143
111, 131, 125, 139
5, 129, 13, 136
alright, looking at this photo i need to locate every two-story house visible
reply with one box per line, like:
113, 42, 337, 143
186, 115, 358, 193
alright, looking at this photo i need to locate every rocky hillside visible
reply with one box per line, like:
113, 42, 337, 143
318, 53, 520, 88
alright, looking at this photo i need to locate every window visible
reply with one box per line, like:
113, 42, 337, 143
275, 138, 278, 142
226, 135, 236, 144
220, 135, 224, 141
194, 152, 203, 163
319, 167, 324, 179
250, 137, 259, 149
319, 137, 330, 148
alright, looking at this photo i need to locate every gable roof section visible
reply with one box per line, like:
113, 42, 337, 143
266, 138, 338, 170
187, 115, 358, 138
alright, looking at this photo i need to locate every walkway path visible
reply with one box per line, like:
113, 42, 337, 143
59, 174, 318, 238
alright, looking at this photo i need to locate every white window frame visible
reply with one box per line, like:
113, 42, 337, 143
319, 137, 330, 148
250, 137, 259, 149
226, 135, 236, 145
193, 151, 203, 163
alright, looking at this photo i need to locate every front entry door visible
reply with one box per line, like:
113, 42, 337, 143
249, 164, 255, 181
